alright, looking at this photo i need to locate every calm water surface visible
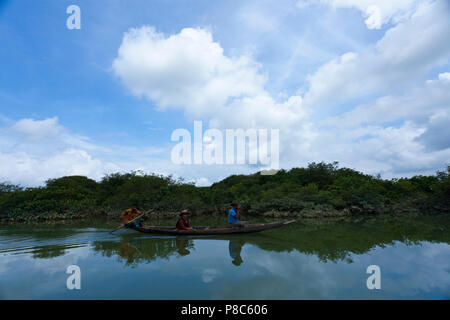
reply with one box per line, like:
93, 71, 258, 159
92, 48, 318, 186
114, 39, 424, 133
0, 214, 449, 299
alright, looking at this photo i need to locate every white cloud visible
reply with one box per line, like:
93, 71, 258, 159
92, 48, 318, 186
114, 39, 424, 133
4, 1, 449, 186
438, 72, 450, 81
303, 0, 450, 108
298, 0, 426, 29
0, 116, 243, 187
303, 72, 450, 177
111, 0, 450, 180
292, 1, 450, 177
113, 26, 267, 118
417, 110, 450, 152
201, 268, 222, 283
112, 26, 307, 127
311, 122, 450, 177
11, 117, 63, 140
0, 149, 106, 186
0, 116, 266, 186
324, 72, 450, 128
0, 117, 119, 186
112, 25, 309, 169
195, 177, 211, 187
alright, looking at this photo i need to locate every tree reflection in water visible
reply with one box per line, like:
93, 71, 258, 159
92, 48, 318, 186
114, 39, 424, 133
11, 214, 447, 267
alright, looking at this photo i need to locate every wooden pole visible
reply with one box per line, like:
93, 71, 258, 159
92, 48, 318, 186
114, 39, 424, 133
110, 213, 145, 234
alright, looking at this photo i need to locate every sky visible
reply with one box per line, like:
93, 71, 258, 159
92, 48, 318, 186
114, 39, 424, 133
0, 0, 449, 186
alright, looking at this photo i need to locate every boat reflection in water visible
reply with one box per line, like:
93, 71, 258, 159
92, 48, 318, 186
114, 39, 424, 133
100, 236, 247, 266
94, 236, 196, 267
176, 237, 191, 256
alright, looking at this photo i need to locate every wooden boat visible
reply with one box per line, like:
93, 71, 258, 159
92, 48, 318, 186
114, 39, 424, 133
131, 220, 297, 235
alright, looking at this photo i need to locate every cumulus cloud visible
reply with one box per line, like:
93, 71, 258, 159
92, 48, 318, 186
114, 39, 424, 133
323, 72, 450, 128
112, 26, 306, 127
292, 1, 450, 177
112, 25, 309, 171
11, 117, 63, 140
416, 110, 450, 152
303, 0, 450, 108
0, 116, 264, 186
113, 26, 267, 118
308, 73, 450, 176
0, 116, 236, 187
310, 121, 450, 177
6, 1, 448, 186
0, 149, 107, 186
110, 0, 450, 180
0, 117, 119, 186
195, 177, 211, 187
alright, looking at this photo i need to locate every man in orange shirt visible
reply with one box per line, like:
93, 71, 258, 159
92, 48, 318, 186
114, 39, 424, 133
120, 205, 144, 228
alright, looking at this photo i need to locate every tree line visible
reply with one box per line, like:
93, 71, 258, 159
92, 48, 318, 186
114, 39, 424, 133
1, 162, 449, 219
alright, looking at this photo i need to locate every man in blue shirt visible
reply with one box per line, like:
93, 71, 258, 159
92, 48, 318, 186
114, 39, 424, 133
228, 203, 248, 227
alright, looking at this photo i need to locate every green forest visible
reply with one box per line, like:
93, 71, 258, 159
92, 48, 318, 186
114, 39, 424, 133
1, 162, 449, 221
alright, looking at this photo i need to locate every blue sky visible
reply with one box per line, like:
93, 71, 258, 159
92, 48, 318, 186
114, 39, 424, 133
0, 0, 449, 186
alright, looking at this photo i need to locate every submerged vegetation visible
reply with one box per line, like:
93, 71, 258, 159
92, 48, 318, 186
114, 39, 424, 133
1, 162, 449, 221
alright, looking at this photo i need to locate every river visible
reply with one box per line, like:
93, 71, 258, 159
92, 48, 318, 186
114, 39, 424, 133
0, 214, 449, 299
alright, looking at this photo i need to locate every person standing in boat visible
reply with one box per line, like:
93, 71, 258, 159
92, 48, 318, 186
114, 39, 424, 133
228, 203, 248, 227
176, 210, 194, 230
120, 205, 144, 228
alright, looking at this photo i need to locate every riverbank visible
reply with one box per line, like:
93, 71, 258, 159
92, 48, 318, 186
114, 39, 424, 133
1, 202, 445, 223
1, 163, 449, 223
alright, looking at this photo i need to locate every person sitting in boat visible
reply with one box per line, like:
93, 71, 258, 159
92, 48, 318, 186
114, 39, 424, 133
228, 203, 248, 227
120, 205, 143, 228
176, 210, 193, 231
